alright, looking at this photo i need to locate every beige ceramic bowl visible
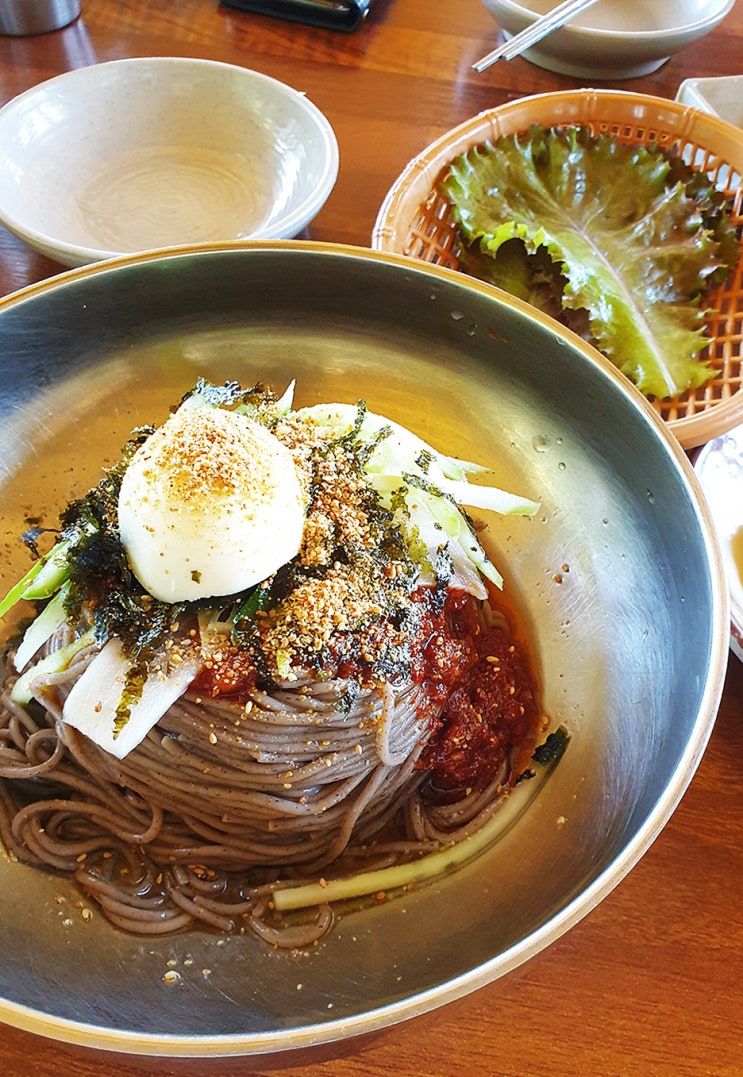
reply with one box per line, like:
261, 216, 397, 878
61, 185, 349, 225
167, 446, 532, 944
481, 0, 735, 79
0, 57, 339, 267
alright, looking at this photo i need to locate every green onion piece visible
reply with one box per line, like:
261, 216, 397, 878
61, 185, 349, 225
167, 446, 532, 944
272, 727, 569, 913
234, 587, 270, 623
10, 627, 95, 705
13, 580, 72, 672
19, 540, 72, 602
0, 539, 72, 621
0, 560, 45, 619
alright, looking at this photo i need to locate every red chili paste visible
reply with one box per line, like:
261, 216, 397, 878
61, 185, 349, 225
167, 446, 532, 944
190, 586, 540, 796
399, 587, 539, 794
191, 648, 259, 699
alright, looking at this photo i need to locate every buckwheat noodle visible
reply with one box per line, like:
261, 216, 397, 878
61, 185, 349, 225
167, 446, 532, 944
0, 610, 513, 947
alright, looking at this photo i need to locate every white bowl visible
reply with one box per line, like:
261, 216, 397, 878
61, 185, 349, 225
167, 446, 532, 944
0, 57, 339, 267
481, 0, 735, 79
694, 424, 743, 663
676, 75, 743, 129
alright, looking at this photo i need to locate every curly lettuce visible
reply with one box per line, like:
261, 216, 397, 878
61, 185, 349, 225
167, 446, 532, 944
442, 125, 737, 400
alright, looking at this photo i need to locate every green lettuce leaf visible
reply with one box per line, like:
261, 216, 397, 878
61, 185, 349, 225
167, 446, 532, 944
443, 125, 736, 400
459, 237, 591, 340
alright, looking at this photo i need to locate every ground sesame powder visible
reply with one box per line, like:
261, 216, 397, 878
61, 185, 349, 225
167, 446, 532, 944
242, 409, 422, 679
140, 407, 293, 506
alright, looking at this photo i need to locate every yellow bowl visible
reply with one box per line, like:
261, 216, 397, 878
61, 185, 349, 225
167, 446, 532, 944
373, 89, 743, 450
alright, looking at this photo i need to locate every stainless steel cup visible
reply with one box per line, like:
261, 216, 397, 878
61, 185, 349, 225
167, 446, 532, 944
0, 0, 80, 34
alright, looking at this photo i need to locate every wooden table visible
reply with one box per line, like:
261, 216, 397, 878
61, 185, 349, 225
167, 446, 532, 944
0, 2, 742, 1074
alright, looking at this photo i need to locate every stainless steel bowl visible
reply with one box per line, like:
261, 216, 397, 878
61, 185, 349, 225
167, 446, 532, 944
0, 242, 728, 1057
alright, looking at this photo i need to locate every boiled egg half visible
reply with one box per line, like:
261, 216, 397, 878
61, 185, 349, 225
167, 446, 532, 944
118, 406, 306, 603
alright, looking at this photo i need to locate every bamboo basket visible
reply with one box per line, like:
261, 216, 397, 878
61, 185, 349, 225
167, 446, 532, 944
372, 89, 743, 450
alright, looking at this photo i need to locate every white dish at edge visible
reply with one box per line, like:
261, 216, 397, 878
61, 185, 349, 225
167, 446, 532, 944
695, 424, 743, 663
676, 75, 743, 130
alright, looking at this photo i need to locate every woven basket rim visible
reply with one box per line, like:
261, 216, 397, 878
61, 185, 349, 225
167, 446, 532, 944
372, 89, 743, 450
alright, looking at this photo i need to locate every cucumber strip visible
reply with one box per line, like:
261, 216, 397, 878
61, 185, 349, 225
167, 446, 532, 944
198, 608, 233, 638
437, 475, 540, 516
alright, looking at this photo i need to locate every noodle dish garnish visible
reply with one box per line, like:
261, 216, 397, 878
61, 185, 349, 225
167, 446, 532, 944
0, 379, 567, 944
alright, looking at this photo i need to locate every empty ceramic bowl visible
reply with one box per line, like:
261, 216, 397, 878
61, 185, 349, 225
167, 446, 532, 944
480, 0, 736, 79
0, 57, 339, 267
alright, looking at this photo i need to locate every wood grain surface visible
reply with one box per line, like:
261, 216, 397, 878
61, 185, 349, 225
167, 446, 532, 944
0, 2, 741, 1074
